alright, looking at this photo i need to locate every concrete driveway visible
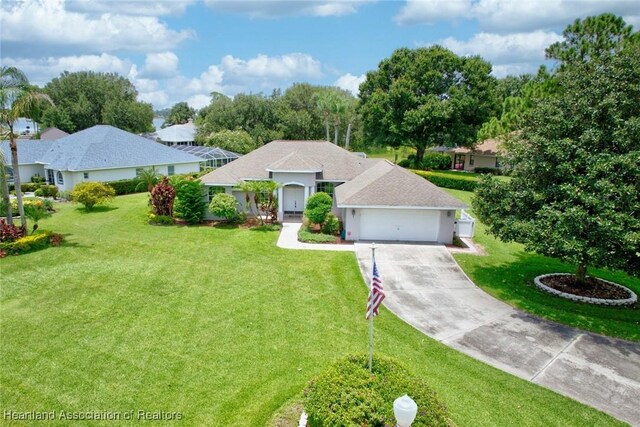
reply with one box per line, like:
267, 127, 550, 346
355, 243, 640, 426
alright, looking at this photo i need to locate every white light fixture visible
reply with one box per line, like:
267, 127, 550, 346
393, 394, 417, 427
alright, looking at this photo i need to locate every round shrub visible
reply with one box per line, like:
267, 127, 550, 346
304, 192, 333, 226
209, 192, 240, 222
321, 213, 340, 235
70, 182, 116, 210
174, 180, 207, 224
304, 354, 450, 427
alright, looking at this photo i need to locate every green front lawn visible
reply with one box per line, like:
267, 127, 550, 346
445, 188, 640, 341
0, 194, 626, 426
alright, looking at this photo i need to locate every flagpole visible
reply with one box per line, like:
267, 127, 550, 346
368, 242, 375, 373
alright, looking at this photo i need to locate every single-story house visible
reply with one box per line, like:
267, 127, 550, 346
445, 138, 503, 171
2, 125, 203, 191
154, 121, 197, 146
201, 140, 467, 244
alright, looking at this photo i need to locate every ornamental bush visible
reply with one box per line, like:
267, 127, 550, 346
209, 192, 241, 222
150, 177, 176, 217
0, 219, 26, 243
0, 230, 63, 256
321, 213, 340, 235
304, 192, 333, 226
106, 178, 143, 195
174, 180, 206, 224
304, 354, 450, 427
70, 182, 116, 210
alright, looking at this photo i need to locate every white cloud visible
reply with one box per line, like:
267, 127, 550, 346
394, 0, 472, 25
220, 53, 323, 82
395, 0, 640, 33
334, 73, 366, 96
204, 0, 374, 18
0, 0, 194, 57
142, 52, 179, 78
65, 0, 195, 16
437, 31, 563, 64
187, 94, 214, 110
491, 63, 541, 78
2, 53, 134, 86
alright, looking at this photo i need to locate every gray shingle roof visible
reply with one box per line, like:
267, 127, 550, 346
37, 125, 202, 171
335, 161, 468, 209
0, 140, 52, 165
155, 123, 196, 143
201, 140, 381, 185
40, 127, 69, 140
266, 152, 322, 172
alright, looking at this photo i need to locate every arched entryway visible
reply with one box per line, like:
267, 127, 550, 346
283, 184, 305, 214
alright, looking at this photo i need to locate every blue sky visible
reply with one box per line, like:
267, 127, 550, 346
2, 0, 638, 110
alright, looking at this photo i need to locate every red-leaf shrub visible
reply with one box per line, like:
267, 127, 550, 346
0, 219, 26, 243
150, 177, 176, 217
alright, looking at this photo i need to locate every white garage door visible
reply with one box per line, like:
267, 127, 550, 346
359, 209, 440, 242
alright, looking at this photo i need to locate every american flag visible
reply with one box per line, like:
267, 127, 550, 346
366, 257, 385, 319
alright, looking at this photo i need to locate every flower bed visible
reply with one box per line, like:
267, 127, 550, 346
534, 273, 637, 306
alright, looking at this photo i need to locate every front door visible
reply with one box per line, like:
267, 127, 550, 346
283, 186, 304, 214
453, 154, 465, 170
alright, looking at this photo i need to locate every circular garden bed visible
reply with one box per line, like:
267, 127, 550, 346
534, 273, 637, 306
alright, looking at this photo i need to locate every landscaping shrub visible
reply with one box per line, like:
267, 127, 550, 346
20, 183, 39, 193
0, 230, 63, 256
304, 192, 333, 226
298, 227, 336, 243
174, 180, 206, 224
38, 185, 59, 198
399, 153, 451, 171
304, 354, 450, 427
33, 188, 43, 197
0, 219, 26, 243
150, 177, 176, 217
106, 178, 143, 195
321, 213, 340, 235
412, 170, 478, 191
209, 192, 241, 222
71, 181, 116, 210
24, 201, 50, 232
474, 167, 502, 175
148, 213, 174, 225
30, 175, 46, 184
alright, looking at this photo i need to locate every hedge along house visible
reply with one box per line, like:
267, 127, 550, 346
4, 125, 203, 192
201, 140, 467, 244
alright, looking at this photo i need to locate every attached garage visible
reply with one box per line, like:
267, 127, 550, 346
358, 208, 440, 242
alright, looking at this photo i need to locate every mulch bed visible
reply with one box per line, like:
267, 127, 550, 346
539, 275, 632, 300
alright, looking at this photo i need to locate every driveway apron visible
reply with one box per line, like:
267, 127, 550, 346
355, 243, 640, 426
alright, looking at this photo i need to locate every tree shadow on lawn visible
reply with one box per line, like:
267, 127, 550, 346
465, 251, 639, 327
75, 205, 118, 214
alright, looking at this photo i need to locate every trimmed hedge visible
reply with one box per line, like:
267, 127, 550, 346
412, 170, 478, 191
304, 354, 451, 427
298, 227, 336, 243
474, 167, 503, 175
106, 178, 144, 195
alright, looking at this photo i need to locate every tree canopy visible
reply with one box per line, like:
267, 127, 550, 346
359, 46, 498, 162
42, 71, 153, 133
164, 102, 195, 126
473, 29, 640, 282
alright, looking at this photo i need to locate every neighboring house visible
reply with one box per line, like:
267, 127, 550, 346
171, 145, 241, 170
40, 127, 69, 140
3, 125, 203, 191
446, 138, 503, 171
201, 140, 467, 244
155, 121, 197, 146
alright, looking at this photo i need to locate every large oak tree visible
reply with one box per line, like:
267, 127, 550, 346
359, 46, 498, 162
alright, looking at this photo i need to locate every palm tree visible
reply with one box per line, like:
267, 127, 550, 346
0, 149, 12, 224
135, 166, 160, 192
0, 66, 53, 229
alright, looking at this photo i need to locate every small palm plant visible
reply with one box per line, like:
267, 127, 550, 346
23, 201, 50, 233
135, 167, 160, 193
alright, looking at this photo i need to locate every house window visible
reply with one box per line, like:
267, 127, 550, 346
316, 182, 336, 197
168, 165, 175, 176
135, 168, 143, 177
208, 186, 225, 198
46, 169, 54, 184
469, 155, 475, 166
83, 172, 89, 179
57, 171, 64, 185
495, 157, 501, 168
453, 154, 465, 170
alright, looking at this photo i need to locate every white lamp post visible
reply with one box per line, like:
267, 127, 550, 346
393, 394, 417, 427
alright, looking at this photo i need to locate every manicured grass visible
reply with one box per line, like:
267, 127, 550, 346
364, 146, 414, 162
444, 188, 640, 341
0, 194, 626, 426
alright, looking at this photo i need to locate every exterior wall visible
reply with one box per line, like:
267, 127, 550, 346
15, 164, 45, 183
436, 210, 456, 244
467, 155, 498, 171
271, 172, 316, 187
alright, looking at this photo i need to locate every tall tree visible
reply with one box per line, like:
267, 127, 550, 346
42, 71, 153, 133
164, 101, 195, 126
546, 13, 638, 68
359, 46, 498, 162
474, 33, 640, 284
0, 66, 53, 228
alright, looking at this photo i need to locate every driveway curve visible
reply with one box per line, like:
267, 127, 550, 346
355, 243, 640, 426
